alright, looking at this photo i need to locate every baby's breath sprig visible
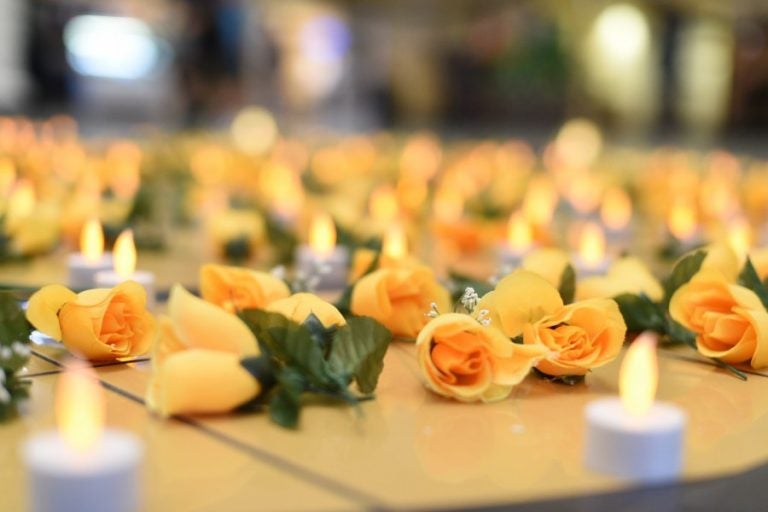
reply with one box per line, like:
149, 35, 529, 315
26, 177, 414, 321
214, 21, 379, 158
425, 302, 441, 319
475, 308, 491, 327
0, 292, 33, 421
459, 287, 480, 314
292, 262, 332, 293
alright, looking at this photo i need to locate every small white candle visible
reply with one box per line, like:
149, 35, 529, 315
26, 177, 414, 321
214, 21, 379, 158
68, 219, 112, 290
23, 361, 143, 512
94, 229, 155, 309
584, 333, 686, 483
295, 213, 348, 290
498, 211, 534, 269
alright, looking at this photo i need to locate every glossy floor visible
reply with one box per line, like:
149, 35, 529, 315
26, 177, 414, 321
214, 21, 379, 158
5, 340, 768, 511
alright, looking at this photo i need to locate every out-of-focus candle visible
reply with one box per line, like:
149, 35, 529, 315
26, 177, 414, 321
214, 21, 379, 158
68, 219, 113, 290
522, 176, 558, 227
383, 223, 408, 261
584, 332, 686, 482
295, 213, 349, 290
574, 222, 610, 277
601, 187, 633, 232
23, 360, 143, 512
94, 230, 155, 309
728, 217, 752, 262
369, 185, 400, 223
499, 211, 533, 267
667, 199, 700, 247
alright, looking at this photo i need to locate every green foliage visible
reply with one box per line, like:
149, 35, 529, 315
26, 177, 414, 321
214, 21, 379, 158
448, 271, 494, 304
663, 250, 706, 307
0, 292, 33, 421
238, 309, 391, 428
558, 264, 576, 305
533, 368, 585, 386
738, 258, 768, 310
613, 293, 665, 333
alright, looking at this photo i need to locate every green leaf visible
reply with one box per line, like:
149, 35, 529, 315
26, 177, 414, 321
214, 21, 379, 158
664, 317, 696, 348
448, 271, 494, 304
304, 313, 338, 357
738, 258, 768, 310
663, 250, 706, 307
533, 368, 585, 386
613, 293, 665, 332
558, 264, 576, 305
268, 367, 305, 428
329, 317, 392, 394
240, 355, 277, 393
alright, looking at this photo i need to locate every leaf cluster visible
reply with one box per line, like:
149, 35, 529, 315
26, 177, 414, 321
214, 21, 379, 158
0, 292, 33, 420
238, 310, 391, 428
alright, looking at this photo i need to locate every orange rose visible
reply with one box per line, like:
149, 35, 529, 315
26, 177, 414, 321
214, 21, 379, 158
669, 268, 768, 368
200, 263, 290, 313
26, 281, 156, 361
351, 266, 451, 338
523, 298, 626, 376
416, 313, 546, 402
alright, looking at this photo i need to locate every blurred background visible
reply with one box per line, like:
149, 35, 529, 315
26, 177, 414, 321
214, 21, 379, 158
4, 0, 768, 145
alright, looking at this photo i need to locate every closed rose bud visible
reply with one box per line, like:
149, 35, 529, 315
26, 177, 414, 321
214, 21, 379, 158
200, 263, 290, 314
266, 293, 346, 328
576, 257, 663, 301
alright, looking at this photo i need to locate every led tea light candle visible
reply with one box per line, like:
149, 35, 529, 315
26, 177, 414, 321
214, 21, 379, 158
23, 360, 143, 512
295, 213, 349, 290
382, 222, 408, 262
95, 230, 155, 309
68, 218, 112, 290
728, 217, 753, 263
573, 222, 610, 278
584, 332, 686, 482
600, 187, 633, 248
499, 211, 534, 268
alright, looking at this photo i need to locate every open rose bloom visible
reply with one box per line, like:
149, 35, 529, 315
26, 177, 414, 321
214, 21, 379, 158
416, 313, 547, 402
26, 281, 156, 361
476, 270, 626, 377
200, 263, 290, 314
670, 268, 768, 368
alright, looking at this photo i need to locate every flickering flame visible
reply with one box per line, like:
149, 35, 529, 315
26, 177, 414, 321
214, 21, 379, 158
579, 222, 606, 268
433, 186, 464, 222
80, 218, 104, 262
113, 229, 137, 277
309, 213, 336, 257
728, 218, 753, 259
383, 224, 407, 260
668, 200, 697, 241
507, 212, 533, 253
56, 360, 105, 452
600, 187, 632, 231
619, 332, 658, 417
369, 186, 399, 222
522, 177, 558, 226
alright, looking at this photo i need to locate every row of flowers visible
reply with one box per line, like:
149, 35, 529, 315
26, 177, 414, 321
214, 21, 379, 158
6, 240, 767, 427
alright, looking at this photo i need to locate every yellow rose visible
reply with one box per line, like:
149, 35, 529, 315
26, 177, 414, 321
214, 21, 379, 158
523, 298, 626, 376
416, 313, 547, 402
700, 243, 740, 282
26, 281, 156, 361
200, 263, 290, 313
147, 284, 261, 416
521, 248, 571, 288
348, 247, 422, 283
476, 270, 564, 338
576, 257, 663, 301
266, 293, 346, 328
669, 268, 768, 368
351, 266, 451, 338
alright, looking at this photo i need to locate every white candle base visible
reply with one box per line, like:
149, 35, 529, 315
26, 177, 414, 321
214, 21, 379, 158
94, 271, 156, 311
295, 245, 349, 291
584, 398, 685, 483
68, 253, 113, 290
24, 430, 142, 512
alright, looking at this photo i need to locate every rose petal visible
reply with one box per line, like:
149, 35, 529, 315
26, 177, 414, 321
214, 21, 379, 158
26, 284, 77, 340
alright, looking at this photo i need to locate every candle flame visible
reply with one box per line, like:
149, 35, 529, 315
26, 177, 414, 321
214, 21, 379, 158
579, 222, 606, 268
309, 213, 336, 257
113, 229, 137, 278
668, 200, 697, 241
522, 177, 558, 226
383, 224, 407, 260
80, 218, 104, 262
619, 332, 658, 417
56, 359, 105, 452
507, 212, 533, 253
600, 187, 632, 231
